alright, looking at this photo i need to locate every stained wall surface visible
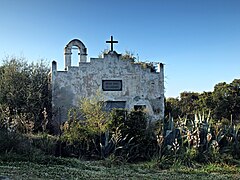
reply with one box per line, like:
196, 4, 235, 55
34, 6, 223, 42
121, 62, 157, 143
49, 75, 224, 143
50, 40, 164, 125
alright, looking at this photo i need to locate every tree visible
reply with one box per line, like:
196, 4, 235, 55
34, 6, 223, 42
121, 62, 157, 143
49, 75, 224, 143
0, 56, 51, 132
197, 92, 214, 112
212, 79, 240, 122
165, 97, 181, 119
79, 94, 111, 134
166, 79, 240, 124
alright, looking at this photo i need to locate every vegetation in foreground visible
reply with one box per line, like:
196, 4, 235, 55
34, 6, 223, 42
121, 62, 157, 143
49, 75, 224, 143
1, 156, 240, 179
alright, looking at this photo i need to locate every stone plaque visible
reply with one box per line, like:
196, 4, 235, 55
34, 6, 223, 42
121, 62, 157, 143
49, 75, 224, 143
102, 80, 122, 91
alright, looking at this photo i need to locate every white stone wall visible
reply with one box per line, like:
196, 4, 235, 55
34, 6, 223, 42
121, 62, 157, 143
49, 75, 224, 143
51, 51, 164, 124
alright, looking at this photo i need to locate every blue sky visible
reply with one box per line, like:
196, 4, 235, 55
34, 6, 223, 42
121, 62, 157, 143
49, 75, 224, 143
0, 0, 240, 98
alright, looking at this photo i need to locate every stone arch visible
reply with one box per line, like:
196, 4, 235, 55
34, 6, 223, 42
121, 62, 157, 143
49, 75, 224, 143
64, 39, 87, 70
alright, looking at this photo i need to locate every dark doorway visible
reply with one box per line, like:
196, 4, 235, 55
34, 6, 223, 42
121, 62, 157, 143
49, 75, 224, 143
104, 101, 126, 111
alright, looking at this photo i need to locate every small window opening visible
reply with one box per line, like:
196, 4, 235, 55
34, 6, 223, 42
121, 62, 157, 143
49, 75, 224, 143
134, 105, 146, 111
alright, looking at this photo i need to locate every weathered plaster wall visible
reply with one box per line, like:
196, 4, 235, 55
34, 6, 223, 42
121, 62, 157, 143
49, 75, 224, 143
51, 48, 164, 124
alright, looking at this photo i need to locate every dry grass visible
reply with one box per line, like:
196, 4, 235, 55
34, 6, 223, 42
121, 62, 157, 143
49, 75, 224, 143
0, 158, 240, 180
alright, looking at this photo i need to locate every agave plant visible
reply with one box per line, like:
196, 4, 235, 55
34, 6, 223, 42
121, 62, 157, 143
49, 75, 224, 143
99, 126, 126, 159
98, 125, 138, 161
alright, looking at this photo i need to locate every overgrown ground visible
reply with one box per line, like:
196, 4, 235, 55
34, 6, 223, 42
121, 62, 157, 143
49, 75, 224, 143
1, 157, 240, 180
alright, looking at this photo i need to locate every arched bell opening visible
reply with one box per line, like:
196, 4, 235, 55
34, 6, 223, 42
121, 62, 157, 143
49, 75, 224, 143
64, 39, 87, 70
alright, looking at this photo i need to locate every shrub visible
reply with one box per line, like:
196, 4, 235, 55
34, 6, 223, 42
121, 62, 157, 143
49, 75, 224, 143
31, 133, 58, 156
0, 57, 51, 132
110, 109, 156, 162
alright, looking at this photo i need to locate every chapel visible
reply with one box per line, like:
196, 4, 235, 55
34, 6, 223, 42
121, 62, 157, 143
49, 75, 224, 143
50, 36, 164, 125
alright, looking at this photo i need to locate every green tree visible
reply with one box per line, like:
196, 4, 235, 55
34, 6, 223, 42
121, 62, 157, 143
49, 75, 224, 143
79, 94, 111, 134
165, 97, 181, 119
212, 79, 240, 122
61, 93, 112, 158
197, 92, 214, 113
179, 92, 200, 117
0, 56, 50, 132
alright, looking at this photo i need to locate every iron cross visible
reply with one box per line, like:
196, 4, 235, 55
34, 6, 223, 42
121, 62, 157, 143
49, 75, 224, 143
106, 36, 118, 51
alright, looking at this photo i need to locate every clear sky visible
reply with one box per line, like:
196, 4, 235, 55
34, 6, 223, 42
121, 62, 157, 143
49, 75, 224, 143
0, 0, 240, 98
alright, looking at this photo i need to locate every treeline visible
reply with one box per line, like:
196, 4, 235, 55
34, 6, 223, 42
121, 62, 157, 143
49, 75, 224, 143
165, 79, 240, 124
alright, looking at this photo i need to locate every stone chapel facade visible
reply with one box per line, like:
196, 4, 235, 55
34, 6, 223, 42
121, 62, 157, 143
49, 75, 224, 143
50, 38, 164, 125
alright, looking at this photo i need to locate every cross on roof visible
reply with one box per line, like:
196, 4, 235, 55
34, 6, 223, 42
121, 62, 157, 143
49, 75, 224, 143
106, 36, 118, 51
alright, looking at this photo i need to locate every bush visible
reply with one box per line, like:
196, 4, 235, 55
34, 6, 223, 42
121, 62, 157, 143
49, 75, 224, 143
59, 98, 154, 162
31, 133, 58, 156
0, 129, 42, 158
0, 57, 51, 132
109, 109, 156, 162
0, 129, 22, 154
